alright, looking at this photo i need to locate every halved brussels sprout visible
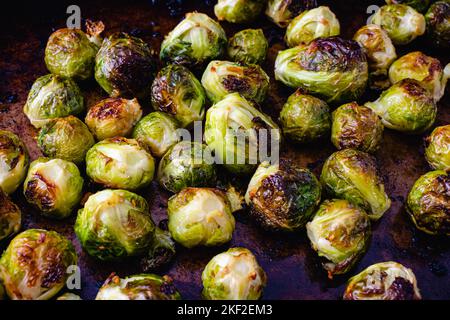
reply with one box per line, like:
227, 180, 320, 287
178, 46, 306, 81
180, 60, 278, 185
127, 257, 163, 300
140, 228, 176, 272
320, 149, 391, 221
85, 137, 155, 190
406, 170, 449, 235
365, 79, 436, 134
0, 130, 29, 194
85, 98, 143, 140
56, 293, 82, 300
23, 74, 84, 128
227, 29, 268, 65
215, 0, 266, 23
202, 247, 266, 300
425, 125, 450, 170
331, 102, 384, 153
275, 37, 368, 104
425, 1, 450, 48
168, 187, 235, 248
0, 189, 21, 242
306, 199, 371, 278
151, 64, 206, 128
266, 0, 318, 28
0, 229, 77, 300
201, 60, 270, 104
344, 261, 421, 300
160, 12, 227, 67
385, 0, 430, 13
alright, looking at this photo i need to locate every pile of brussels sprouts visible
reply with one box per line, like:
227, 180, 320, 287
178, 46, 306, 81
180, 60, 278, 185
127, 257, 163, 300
0, 0, 448, 300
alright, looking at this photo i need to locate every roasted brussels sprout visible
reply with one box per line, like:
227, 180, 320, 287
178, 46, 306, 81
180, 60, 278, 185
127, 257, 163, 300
85, 98, 143, 140
160, 12, 227, 67
23, 74, 84, 128
365, 79, 437, 134
85, 137, 155, 190
227, 29, 268, 65
425, 1, 450, 48
168, 187, 235, 248
96, 273, 181, 300
201, 60, 270, 104
344, 262, 421, 300
266, 0, 318, 28
385, 0, 430, 13
320, 149, 391, 221
306, 199, 371, 278
275, 37, 368, 104
151, 64, 206, 128
202, 247, 266, 300
0, 130, 29, 194
406, 170, 449, 235
0, 229, 77, 300
331, 102, 384, 153
425, 125, 450, 170
56, 293, 82, 300
214, 0, 266, 24
0, 189, 21, 242
285, 6, 340, 47
75, 189, 155, 260
140, 228, 176, 272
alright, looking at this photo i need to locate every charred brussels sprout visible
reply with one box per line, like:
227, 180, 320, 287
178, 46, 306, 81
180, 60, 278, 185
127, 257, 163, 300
406, 170, 449, 235
0, 229, 77, 300
344, 262, 421, 300
85, 137, 155, 190
227, 29, 268, 65
385, 0, 430, 13
266, 0, 318, 28
56, 293, 82, 300
151, 64, 206, 127
425, 125, 450, 170
425, 1, 450, 48
275, 37, 368, 104
23, 74, 84, 128
320, 149, 391, 221
0, 130, 29, 194
214, 0, 266, 23
202, 247, 266, 300
0, 189, 21, 242
140, 228, 176, 272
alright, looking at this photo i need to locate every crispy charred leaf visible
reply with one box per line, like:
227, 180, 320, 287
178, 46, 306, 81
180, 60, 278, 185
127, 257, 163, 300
425, 1, 450, 48
140, 228, 176, 272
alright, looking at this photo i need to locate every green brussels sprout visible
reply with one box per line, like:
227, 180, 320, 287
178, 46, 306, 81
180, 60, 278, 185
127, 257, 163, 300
227, 29, 268, 65
279, 90, 331, 143
320, 149, 391, 221
406, 170, 449, 235
96, 273, 181, 300
23, 158, 83, 219
0, 189, 21, 242
275, 37, 368, 105
365, 79, 437, 134
0, 130, 29, 194
331, 102, 384, 153
266, 0, 318, 28
56, 293, 82, 300
425, 125, 450, 170
168, 187, 235, 248
75, 189, 155, 260
385, 0, 430, 13
343, 262, 421, 300
204, 93, 281, 175
140, 228, 176, 272
201, 60, 270, 104
160, 12, 227, 68
0, 229, 77, 300
85, 98, 143, 140
285, 6, 340, 47
202, 247, 266, 300
157, 141, 217, 193
151, 64, 206, 128
306, 199, 371, 278
85, 137, 155, 190
23, 74, 84, 128
214, 0, 266, 24
425, 1, 450, 48
37, 116, 95, 164
369, 4, 426, 45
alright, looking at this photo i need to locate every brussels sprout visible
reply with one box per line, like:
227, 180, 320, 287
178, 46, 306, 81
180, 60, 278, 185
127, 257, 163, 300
75, 189, 155, 260
95, 32, 155, 99
266, 0, 318, 27
0, 130, 29, 194
0, 229, 77, 300
306, 199, 371, 278
204, 93, 281, 175
406, 170, 449, 235
140, 228, 176, 272
279, 90, 331, 143
369, 4, 426, 45
201, 60, 270, 104
160, 12, 227, 68
151, 64, 206, 128
85, 98, 143, 140
56, 293, 82, 300
425, 1, 450, 48
85, 137, 155, 190
285, 6, 340, 47
202, 247, 266, 300
331, 102, 384, 153
365, 79, 436, 134
320, 149, 391, 221
96, 273, 181, 300
275, 37, 368, 105
343, 262, 421, 300
168, 188, 235, 248
23, 74, 84, 128
37, 116, 95, 164
425, 125, 450, 170
0, 189, 21, 242
227, 29, 268, 65
214, 0, 266, 24
385, 0, 430, 13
